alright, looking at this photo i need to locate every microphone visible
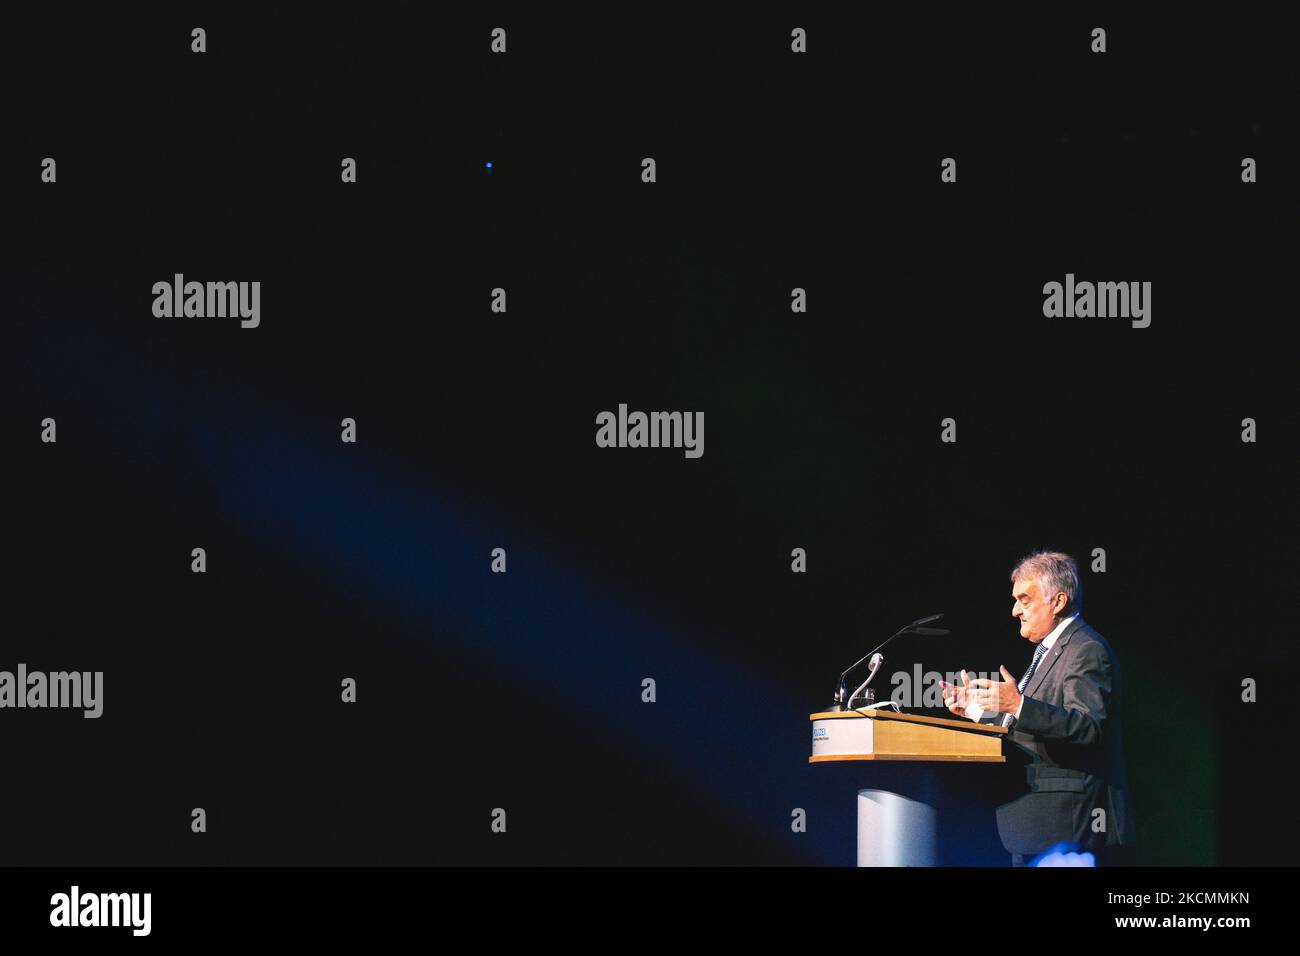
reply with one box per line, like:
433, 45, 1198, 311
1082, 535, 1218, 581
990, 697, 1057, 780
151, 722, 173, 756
830, 614, 947, 711
844, 654, 884, 708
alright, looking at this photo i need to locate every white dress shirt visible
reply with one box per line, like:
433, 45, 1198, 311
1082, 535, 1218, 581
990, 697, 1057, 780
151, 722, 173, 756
1009, 613, 1078, 719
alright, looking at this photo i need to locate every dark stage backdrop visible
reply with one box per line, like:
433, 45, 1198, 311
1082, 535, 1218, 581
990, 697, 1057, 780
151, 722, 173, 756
3, 6, 1297, 867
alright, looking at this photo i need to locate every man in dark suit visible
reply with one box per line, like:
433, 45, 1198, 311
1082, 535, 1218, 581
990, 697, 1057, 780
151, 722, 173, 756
940, 551, 1137, 866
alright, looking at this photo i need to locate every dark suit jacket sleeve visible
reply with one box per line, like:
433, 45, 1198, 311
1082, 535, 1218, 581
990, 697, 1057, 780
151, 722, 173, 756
1013, 639, 1111, 745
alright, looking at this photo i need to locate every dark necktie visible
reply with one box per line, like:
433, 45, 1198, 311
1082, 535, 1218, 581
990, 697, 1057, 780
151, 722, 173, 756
1002, 642, 1049, 728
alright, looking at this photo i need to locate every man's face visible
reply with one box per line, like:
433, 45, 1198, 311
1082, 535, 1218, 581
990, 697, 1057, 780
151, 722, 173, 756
1011, 577, 1062, 642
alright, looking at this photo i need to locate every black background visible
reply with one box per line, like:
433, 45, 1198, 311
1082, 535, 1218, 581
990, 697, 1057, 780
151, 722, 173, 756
3, 5, 1297, 866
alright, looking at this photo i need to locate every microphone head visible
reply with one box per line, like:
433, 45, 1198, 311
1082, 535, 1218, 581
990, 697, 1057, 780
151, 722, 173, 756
911, 613, 945, 627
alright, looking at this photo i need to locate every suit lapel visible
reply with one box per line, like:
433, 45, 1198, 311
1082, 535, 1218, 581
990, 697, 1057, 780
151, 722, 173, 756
1023, 615, 1085, 702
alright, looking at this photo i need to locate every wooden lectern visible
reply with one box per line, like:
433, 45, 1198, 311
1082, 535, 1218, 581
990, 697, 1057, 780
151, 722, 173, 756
810, 709, 1007, 866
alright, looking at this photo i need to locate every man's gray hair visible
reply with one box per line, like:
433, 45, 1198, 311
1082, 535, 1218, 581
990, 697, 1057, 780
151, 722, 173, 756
1010, 550, 1083, 615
